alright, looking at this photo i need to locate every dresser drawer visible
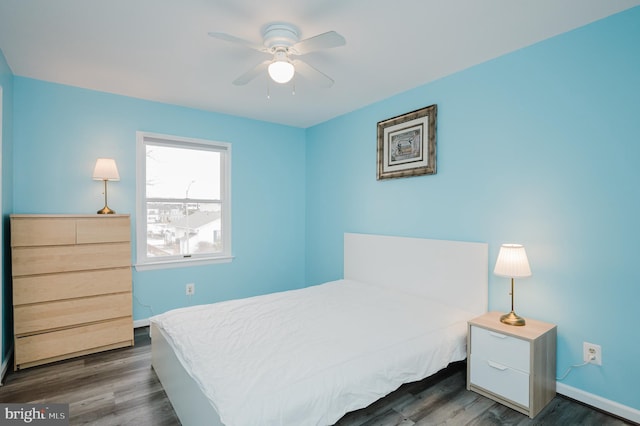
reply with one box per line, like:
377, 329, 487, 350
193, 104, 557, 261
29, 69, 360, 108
13, 268, 131, 305
15, 317, 133, 368
14, 293, 132, 336
12, 242, 131, 276
470, 353, 530, 408
471, 325, 530, 373
76, 217, 130, 243
11, 218, 76, 247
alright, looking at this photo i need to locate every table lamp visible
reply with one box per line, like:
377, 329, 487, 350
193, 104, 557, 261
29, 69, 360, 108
93, 158, 120, 214
494, 243, 532, 326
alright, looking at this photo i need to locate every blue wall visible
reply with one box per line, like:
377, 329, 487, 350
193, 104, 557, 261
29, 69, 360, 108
0, 49, 14, 374
12, 78, 308, 320
306, 7, 640, 411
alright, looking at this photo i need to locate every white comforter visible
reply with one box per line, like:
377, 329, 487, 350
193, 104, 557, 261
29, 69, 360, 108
150, 279, 471, 426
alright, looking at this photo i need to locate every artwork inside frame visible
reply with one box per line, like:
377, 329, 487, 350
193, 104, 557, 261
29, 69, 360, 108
376, 104, 437, 180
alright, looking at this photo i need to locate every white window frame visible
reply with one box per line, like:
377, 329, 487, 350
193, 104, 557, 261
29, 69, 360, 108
135, 131, 232, 271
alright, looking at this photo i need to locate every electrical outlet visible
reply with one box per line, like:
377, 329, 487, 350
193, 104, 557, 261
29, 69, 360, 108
583, 342, 602, 366
186, 283, 195, 296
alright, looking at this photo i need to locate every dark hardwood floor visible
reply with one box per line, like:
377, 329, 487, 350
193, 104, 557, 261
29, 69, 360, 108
0, 327, 634, 426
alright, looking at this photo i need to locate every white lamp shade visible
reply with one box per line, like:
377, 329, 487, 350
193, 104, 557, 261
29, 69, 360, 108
268, 60, 295, 84
494, 244, 532, 278
92, 158, 120, 181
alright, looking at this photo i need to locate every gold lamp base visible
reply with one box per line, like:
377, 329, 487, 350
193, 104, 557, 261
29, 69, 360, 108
97, 205, 116, 214
96, 179, 115, 214
500, 311, 526, 326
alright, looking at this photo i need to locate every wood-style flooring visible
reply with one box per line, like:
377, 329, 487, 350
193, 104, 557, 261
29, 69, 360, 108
0, 327, 634, 426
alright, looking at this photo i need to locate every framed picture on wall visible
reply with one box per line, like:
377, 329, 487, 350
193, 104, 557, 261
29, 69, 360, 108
376, 104, 437, 180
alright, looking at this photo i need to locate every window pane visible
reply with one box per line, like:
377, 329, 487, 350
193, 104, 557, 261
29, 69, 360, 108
146, 144, 221, 200
137, 131, 231, 268
146, 202, 223, 258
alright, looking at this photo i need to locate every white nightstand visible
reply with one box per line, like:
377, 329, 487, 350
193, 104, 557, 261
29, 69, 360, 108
466, 312, 557, 418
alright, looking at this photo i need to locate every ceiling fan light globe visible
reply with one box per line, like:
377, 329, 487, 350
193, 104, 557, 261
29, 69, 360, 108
268, 60, 295, 84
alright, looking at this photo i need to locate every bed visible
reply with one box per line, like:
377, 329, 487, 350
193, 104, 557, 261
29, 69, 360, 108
150, 233, 488, 426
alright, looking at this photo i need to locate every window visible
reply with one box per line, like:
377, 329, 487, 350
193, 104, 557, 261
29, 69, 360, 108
136, 132, 231, 270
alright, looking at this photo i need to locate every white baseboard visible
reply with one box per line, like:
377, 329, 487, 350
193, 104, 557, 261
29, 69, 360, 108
557, 382, 640, 424
134, 318, 150, 329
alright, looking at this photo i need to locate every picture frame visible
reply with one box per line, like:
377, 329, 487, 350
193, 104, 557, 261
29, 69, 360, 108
376, 104, 437, 180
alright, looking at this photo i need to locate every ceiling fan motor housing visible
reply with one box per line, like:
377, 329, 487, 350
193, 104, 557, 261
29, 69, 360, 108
262, 23, 299, 51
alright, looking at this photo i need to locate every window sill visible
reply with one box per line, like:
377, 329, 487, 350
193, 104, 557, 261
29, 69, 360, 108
134, 255, 234, 271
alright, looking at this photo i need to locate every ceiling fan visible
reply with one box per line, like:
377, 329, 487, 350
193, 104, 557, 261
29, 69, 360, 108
208, 23, 346, 87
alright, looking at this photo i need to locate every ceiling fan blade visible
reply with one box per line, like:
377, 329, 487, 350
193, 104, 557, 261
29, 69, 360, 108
208, 32, 266, 52
292, 31, 346, 55
292, 59, 334, 88
232, 61, 270, 85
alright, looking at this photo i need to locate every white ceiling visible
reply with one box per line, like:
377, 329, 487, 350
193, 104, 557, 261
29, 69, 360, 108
1, 0, 638, 128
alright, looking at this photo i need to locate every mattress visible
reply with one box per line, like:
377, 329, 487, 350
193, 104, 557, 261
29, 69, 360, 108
150, 279, 472, 425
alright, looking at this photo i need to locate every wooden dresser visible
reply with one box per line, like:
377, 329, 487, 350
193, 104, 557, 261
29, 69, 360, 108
10, 214, 133, 370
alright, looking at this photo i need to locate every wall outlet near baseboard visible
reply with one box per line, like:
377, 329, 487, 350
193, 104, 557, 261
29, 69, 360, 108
583, 342, 602, 365
186, 283, 195, 296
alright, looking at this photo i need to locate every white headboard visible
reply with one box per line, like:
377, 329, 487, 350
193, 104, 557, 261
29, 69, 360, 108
344, 233, 488, 316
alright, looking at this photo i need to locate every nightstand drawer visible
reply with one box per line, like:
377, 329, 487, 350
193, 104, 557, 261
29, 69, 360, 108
470, 353, 529, 407
471, 325, 529, 373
